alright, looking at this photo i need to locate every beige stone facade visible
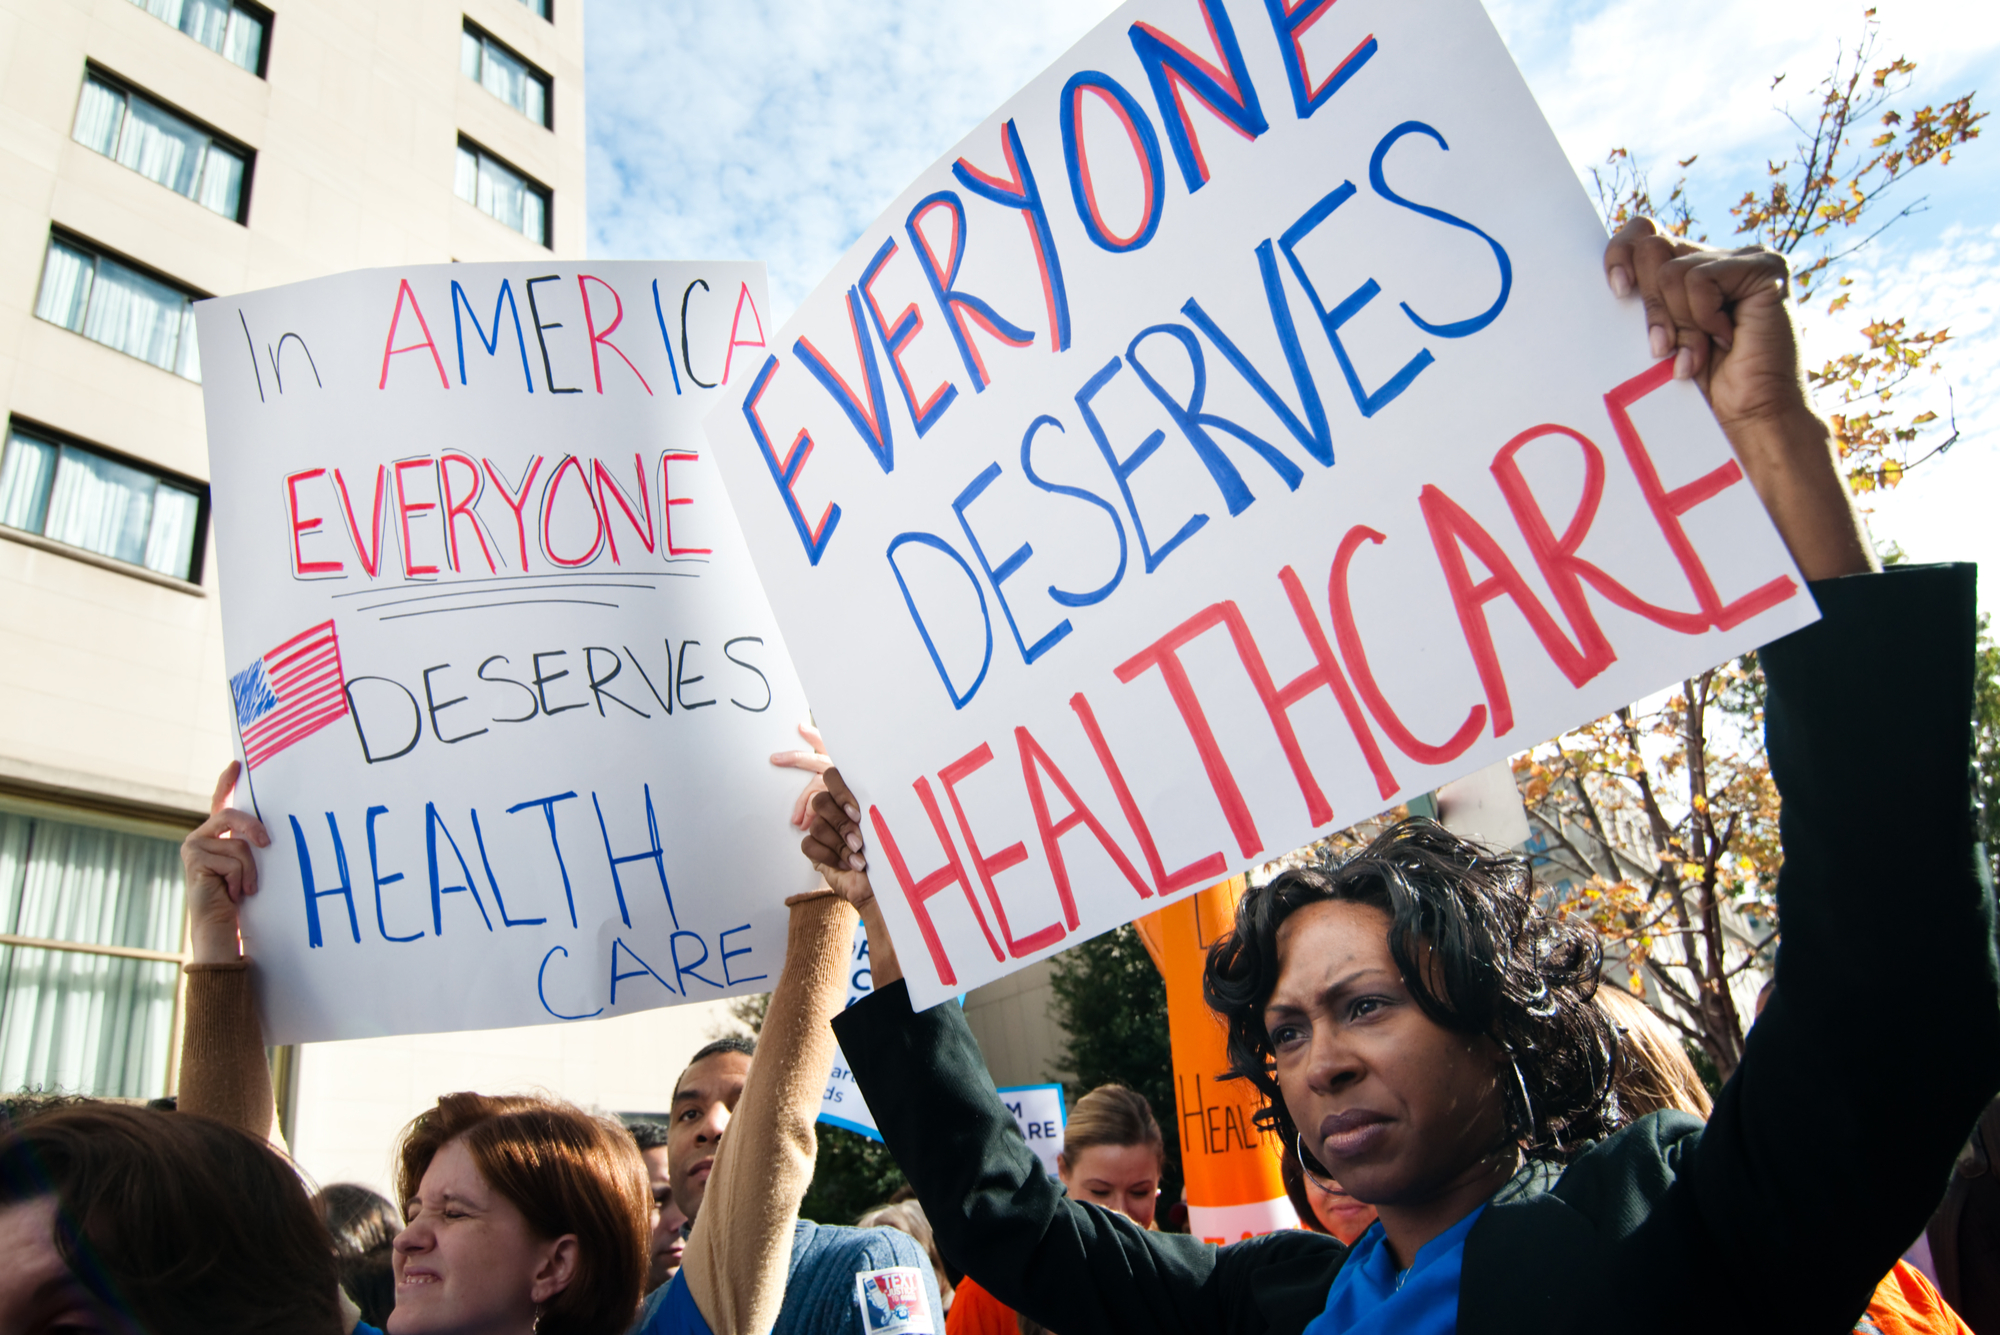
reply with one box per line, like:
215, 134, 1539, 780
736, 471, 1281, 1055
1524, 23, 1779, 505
1, 0, 742, 1193
1, 0, 582, 819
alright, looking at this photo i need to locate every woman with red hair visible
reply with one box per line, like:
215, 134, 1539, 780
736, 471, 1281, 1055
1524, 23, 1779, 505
177, 742, 857, 1335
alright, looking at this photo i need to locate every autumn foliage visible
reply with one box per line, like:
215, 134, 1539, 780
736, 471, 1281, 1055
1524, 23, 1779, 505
1514, 662, 1778, 1083
1592, 8, 1982, 495
1548, 13, 1985, 1084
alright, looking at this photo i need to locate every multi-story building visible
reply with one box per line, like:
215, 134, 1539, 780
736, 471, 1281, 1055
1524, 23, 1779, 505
0, 0, 738, 1197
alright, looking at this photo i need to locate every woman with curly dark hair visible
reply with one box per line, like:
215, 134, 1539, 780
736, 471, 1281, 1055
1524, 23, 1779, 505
798, 219, 2000, 1335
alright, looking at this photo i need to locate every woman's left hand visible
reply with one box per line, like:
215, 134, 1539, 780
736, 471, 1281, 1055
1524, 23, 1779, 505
1605, 216, 1874, 581
1604, 217, 1810, 434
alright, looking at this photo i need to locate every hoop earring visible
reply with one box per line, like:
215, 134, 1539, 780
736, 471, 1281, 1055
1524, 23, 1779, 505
1295, 1133, 1342, 1193
1509, 1056, 1556, 1151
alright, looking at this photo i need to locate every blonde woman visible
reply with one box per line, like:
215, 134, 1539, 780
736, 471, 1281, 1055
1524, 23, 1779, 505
947, 1085, 1165, 1335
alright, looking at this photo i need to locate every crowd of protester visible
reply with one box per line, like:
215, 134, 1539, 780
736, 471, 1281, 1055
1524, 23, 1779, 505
2, 227, 1998, 1335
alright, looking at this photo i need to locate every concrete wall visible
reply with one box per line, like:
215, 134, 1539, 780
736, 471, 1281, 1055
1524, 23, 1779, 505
0, 1, 772, 1181
287, 997, 744, 1200
962, 957, 1070, 1091
0, 0, 584, 821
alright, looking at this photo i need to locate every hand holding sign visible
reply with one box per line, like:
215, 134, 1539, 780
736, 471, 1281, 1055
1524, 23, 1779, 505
803, 768, 901, 989
181, 762, 271, 965
771, 721, 836, 828
1606, 218, 1873, 583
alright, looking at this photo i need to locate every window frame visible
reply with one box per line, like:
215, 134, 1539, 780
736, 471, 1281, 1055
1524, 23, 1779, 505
231, 0, 274, 78
127, 0, 275, 77
461, 19, 553, 130
1, 414, 212, 587
453, 135, 553, 248
34, 227, 211, 383
75, 63, 258, 224
0, 792, 197, 1099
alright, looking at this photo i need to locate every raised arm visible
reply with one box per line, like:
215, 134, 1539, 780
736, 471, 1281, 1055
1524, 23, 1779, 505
672, 725, 860, 1333
1603, 217, 1875, 582
176, 762, 286, 1151
803, 775, 1335, 1335
1610, 220, 2000, 1317
678, 887, 855, 1333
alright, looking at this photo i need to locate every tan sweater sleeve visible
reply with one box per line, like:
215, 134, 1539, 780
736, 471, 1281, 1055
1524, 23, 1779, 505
682, 888, 856, 1335
178, 961, 287, 1154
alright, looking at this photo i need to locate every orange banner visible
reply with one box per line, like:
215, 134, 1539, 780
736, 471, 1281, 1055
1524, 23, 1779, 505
1136, 879, 1298, 1242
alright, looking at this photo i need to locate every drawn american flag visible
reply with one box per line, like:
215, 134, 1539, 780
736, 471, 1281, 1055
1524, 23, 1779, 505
230, 620, 350, 770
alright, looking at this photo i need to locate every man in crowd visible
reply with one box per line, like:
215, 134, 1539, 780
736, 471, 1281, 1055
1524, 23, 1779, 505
636, 1008, 942, 1333
630, 1119, 688, 1293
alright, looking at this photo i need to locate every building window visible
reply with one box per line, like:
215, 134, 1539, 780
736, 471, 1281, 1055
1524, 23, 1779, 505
34, 234, 204, 382
127, 0, 269, 74
73, 70, 251, 222
454, 140, 549, 246
517, 0, 551, 21
462, 23, 550, 128
0, 809, 189, 1100
0, 423, 207, 582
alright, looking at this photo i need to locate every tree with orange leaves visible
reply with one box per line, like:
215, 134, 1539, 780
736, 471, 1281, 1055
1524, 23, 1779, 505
1513, 658, 1779, 1087
1530, 13, 1987, 1087
1592, 8, 1982, 494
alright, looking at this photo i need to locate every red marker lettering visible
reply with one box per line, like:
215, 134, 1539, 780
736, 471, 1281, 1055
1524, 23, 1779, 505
392, 458, 440, 578
869, 781, 1005, 987
286, 469, 342, 575
660, 452, 711, 556
1328, 525, 1485, 765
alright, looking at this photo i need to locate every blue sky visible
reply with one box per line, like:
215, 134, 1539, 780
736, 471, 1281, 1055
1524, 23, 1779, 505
585, 0, 2000, 606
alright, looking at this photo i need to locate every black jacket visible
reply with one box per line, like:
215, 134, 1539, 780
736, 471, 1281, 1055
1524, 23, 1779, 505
837, 565, 2000, 1334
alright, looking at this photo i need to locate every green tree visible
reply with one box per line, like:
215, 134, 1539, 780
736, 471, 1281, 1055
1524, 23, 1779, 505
1514, 655, 1778, 1084
1046, 923, 1182, 1208
801, 1124, 907, 1226
723, 987, 909, 1225
1975, 617, 2000, 887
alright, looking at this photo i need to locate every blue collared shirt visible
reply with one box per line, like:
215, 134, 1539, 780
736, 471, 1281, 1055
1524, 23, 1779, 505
1302, 1204, 1485, 1335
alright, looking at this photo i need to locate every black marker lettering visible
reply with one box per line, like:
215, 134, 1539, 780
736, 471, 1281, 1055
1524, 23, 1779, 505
532, 650, 588, 715
723, 636, 772, 712
681, 279, 715, 387
345, 677, 422, 762
675, 640, 716, 710
624, 643, 672, 715
422, 663, 489, 743
525, 274, 581, 394
478, 655, 540, 723
584, 646, 649, 718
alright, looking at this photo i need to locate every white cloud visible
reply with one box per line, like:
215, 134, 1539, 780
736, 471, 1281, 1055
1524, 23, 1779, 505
1826, 222, 2000, 585
586, 0, 1118, 319
584, 0, 2000, 602
1485, 0, 2000, 213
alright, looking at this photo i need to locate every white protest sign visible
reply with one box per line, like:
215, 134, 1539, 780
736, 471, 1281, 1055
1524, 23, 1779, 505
703, 0, 1817, 1012
195, 262, 820, 1042
999, 1083, 1068, 1178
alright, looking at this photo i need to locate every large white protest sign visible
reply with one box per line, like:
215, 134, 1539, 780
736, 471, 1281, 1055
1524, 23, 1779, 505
195, 262, 820, 1042
703, 0, 1818, 1012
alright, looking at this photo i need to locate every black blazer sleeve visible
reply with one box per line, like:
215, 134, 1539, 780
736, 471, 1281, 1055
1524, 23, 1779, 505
1684, 564, 2000, 1325
834, 983, 1340, 1335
